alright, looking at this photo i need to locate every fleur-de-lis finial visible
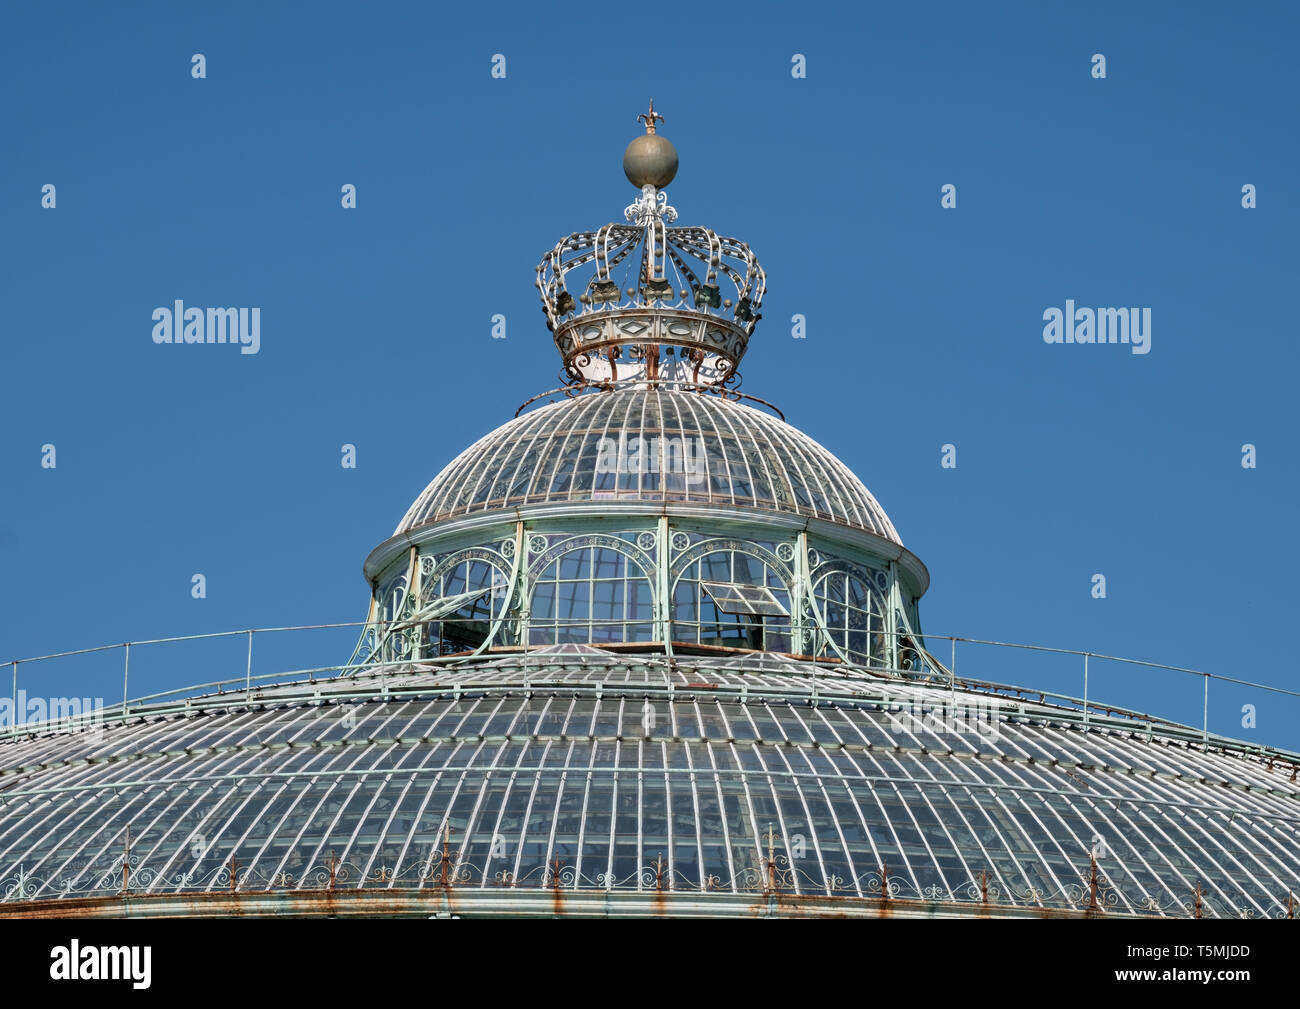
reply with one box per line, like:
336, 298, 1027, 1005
638, 99, 664, 135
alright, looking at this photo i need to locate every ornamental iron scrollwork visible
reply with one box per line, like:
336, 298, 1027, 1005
0, 853, 1291, 917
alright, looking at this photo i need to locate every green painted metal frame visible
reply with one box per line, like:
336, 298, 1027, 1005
360, 505, 945, 683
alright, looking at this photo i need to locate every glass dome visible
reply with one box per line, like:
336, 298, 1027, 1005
397, 387, 901, 543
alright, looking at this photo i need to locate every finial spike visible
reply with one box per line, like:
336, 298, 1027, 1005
637, 99, 664, 135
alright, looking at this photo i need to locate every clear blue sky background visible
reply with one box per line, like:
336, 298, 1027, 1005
2, 2, 1296, 747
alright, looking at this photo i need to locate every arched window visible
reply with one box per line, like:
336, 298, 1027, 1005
812, 570, 885, 666
530, 546, 654, 645
378, 572, 407, 625
422, 557, 511, 655
673, 549, 791, 652
376, 571, 409, 661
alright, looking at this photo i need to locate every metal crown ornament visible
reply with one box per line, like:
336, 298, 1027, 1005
536, 101, 766, 390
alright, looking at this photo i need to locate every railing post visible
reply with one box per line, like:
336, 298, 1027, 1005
1083, 652, 1089, 729
245, 629, 254, 693
1202, 673, 1209, 751
10, 661, 17, 737
122, 642, 130, 719
949, 637, 956, 695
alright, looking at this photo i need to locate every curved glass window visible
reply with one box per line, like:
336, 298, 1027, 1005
422, 558, 511, 655
529, 546, 654, 645
812, 571, 885, 665
376, 571, 409, 662
673, 549, 791, 651
378, 572, 407, 625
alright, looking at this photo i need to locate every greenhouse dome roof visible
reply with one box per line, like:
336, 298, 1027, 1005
396, 387, 902, 543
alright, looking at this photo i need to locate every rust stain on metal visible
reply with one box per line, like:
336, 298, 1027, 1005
0, 885, 1124, 919
549, 857, 567, 917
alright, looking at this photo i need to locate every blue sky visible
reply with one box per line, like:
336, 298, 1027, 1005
1, 1, 1296, 746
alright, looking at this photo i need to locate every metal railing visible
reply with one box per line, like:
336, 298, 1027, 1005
4, 619, 1299, 763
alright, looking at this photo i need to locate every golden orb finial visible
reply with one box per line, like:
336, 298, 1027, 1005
624, 100, 678, 188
